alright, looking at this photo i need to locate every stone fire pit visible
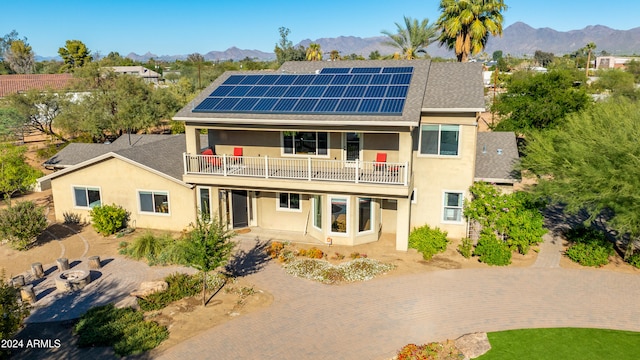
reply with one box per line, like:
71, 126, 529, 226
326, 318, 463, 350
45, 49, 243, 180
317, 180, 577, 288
55, 269, 91, 292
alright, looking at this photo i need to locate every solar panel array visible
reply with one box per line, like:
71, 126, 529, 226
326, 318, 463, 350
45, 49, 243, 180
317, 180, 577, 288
193, 67, 413, 115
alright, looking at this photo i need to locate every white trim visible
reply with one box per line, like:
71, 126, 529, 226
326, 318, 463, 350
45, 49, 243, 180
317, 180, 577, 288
328, 195, 350, 236
357, 197, 375, 235
312, 195, 322, 231
173, 116, 419, 128
276, 192, 302, 212
422, 107, 485, 112
137, 189, 171, 216
441, 190, 464, 224
342, 132, 363, 163
280, 131, 331, 158
196, 186, 213, 220
71, 185, 102, 209
417, 124, 461, 158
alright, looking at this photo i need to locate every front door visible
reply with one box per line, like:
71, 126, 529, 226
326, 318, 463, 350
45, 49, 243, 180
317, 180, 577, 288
231, 190, 248, 228
343, 132, 362, 167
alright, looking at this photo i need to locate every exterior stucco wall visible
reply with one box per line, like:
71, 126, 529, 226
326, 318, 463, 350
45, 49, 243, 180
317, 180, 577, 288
409, 114, 478, 239
256, 192, 311, 233
50, 158, 196, 231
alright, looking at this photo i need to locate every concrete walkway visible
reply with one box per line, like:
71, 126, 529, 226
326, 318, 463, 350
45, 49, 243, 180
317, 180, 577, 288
156, 236, 640, 360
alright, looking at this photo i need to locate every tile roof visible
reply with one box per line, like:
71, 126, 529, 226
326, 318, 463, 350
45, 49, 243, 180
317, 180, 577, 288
475, 132, 520, 183
0, 74, 76, 98
423, 62, 485, 111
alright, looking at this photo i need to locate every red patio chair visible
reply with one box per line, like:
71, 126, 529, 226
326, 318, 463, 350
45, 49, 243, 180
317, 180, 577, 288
232, 147, 243, 165
374, 152, 387, 171
202, 148, 221, 167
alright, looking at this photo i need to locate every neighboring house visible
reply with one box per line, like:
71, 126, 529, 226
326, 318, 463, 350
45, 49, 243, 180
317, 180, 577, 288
0, 74, 76, 98
39, 60, 519, 251
111, 66, 160, 83
474, 132, 520, 192
595, 56, 640, 70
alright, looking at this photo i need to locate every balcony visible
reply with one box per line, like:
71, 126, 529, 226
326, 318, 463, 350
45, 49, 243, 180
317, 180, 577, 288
183, 153, 408, 186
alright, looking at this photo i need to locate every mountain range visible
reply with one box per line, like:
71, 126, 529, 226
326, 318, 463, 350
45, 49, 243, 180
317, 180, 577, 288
109, 22, 640, 62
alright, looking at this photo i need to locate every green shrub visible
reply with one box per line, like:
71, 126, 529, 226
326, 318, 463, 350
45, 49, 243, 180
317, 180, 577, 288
564, 227, 614, 267
0, 201, 47, 250
137, 272, 226, 311
408, 225, 449, 260
458, 237, 473, 259
0, 270, 30, 358
124, 232, 173, 265
74, 304, 168, 356
474, 230, 512, 266
89, 203, 130, 235
628, 253, 640, 268
62, 211, 82, 224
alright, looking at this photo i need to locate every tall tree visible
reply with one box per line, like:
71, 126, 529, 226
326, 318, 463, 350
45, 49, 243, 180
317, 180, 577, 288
381, 16, 437, 60
58, 39, 92, 72
436, 0, 508, 62
584, 42, 596, 77
274, 27, 306, 64
4, 39, 35, 74
492, 69, 590, 133
0, 30, 21, 61
330, 50, 340, 61
187, 53, 205, 89
305, 43, 322, 61
7, 88, 70, 142
522, 99, 640, 258
533, 50, 554, 67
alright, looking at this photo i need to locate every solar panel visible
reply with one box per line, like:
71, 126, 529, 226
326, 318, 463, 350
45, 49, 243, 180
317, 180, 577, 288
194, 67, 414, 115
320, 68, 350, 74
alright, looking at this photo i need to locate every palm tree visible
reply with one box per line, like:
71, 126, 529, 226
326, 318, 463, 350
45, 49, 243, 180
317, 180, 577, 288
381, 16, 437, 60
584, 42, 596, 77
435, 0, 508, 62
306, 43, 322, 61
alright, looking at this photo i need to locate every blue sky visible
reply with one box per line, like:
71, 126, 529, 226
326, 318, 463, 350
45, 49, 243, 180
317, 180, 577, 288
2, 0, 638, 57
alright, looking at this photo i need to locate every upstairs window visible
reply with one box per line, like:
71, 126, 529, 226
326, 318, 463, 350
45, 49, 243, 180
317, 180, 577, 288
282, 132, 328, 155
420, 124, 459, 156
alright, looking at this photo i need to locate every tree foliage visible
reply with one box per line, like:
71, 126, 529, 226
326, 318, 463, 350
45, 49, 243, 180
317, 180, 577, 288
4, 39, 35, 74
533, 50, 554, 67
7, 88, 70, 141
0, 30, 21, 62
0, 143, 42, 201
58, 39, 92, 71
0, 107, 24, 140
436, 0, 508, 62
0, 270, 30, 357
274, 27, 306, 64
89, 204, 130, 236
381, 16, 437, 60
521, 99, 640, 258
181, 214, 236, 306
592, 69, 639, 101
306, 43, 322, 61
492, 69, 590, 133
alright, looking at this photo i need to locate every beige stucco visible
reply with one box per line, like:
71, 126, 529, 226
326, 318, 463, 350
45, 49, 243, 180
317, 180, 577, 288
50, 158, 196, 232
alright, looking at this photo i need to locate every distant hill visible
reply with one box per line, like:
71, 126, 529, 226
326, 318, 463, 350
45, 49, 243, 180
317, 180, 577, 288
123, 22, 640, 63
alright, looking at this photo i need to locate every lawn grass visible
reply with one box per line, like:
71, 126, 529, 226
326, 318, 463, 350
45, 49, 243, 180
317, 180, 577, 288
477, 328, 640, 360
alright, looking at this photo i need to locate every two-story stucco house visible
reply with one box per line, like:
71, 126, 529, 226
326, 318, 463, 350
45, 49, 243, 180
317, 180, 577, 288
39, 59, 493, 252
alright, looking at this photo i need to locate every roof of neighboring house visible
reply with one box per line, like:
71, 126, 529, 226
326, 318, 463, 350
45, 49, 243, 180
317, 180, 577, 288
39, 134, 206, 188
474, 132, 520, 184
0, 74, 76, 97
173, 60, 485, 128
111, 66, 160, 77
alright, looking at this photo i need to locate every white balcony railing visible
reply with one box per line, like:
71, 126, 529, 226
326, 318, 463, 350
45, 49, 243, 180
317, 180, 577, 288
184, 153, 408, 186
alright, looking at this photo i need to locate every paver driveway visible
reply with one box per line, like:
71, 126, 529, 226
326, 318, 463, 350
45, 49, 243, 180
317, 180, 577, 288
158, 238, 640, 360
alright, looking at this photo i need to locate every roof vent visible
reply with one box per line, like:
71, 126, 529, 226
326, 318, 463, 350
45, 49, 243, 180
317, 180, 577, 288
497, 148, 503, 155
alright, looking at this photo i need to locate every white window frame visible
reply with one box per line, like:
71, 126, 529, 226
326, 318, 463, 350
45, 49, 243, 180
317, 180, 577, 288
276, 192, 302, 212
196, 186, 213, 221
280, 131, 330, 158
357, 197, 374, 234
312, 195, 322, 230
442, 190, 464, 223
138, 189, 170, 216
329, 195, 350, 236
72, 185, 102, 209
418, 124, 461, 157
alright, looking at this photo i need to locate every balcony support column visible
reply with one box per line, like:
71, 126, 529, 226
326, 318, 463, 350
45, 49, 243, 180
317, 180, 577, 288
185, 125, 201, 155
395, 197, 411, 251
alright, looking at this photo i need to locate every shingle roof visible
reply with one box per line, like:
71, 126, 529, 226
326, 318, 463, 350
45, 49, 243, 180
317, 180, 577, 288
475, 132, 520, 183
114, 135, 187, 181
423, 62, 485, 111
0, 74, 76, 98
43, 134, 175, 169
